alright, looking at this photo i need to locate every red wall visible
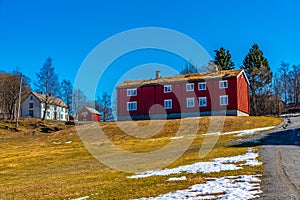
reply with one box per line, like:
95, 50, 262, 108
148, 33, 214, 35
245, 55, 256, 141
78, 110, 101, 122
237, 73, 250, 114
117, 76, 249, 117
91, 114, 101, 122
159, 83, 181, 114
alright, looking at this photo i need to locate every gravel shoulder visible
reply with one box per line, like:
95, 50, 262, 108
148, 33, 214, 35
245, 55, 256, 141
259, 117, 300, 200
260, 145, 300, 200
228, 116, 300, 199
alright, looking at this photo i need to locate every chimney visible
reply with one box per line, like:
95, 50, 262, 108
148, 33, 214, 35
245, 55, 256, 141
155, 70, 161, 79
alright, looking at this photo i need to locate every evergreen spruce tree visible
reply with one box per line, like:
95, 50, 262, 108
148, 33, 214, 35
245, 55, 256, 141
213, 47, 235, 70
241, 44, 272, 115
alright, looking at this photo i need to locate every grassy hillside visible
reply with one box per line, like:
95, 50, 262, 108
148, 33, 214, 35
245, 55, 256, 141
0, 117, 282, 199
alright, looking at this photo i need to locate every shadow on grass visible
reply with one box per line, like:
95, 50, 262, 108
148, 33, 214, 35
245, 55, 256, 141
230, 128, 300, 148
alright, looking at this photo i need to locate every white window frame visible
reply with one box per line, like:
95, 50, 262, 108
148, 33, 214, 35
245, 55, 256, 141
186, 98, 195, 108
198, 97, 207, 107
219, 80, 228, 89
127, 88, 137, 96
198, 82, 206, 91
220, 95, 228, 106
164, 99, 172, 109
186, 83, 194, 91
127, 101, 137, 111
164, 85, 172, 93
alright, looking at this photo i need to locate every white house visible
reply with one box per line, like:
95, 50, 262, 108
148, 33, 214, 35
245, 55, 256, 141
21, 92, 69, 121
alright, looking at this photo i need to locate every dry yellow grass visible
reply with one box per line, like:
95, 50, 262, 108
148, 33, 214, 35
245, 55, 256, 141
0, 117, 281, 199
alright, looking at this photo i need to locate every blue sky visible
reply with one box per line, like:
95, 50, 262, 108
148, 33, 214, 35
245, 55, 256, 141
1, 0, 300, 99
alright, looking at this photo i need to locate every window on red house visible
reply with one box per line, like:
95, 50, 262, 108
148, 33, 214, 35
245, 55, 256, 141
220, 95, 228, 105
186, 83, 194, 91
127, 101, 137, 111
198, 82, 206, 90
198, 97, 207, 107
219, 80, 228, 89
186, 98, 195, 108
127, 88, 137, 96
164, 99, 172, 109
164, 85, 172, 93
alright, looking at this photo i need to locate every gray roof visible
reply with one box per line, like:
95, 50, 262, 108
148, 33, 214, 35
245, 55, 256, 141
31, 92, 68, 108
84, 107, 101, 115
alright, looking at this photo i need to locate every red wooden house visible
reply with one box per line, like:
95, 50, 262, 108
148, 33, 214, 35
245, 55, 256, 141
117, 69, 249, 121
78, 107, 101, 122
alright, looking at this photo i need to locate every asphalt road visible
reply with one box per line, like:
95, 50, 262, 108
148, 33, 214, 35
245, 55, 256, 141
260, 116, 300, 200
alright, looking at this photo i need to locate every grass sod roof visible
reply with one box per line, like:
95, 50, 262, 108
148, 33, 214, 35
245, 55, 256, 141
32, 92, 68, 108
117, 69, 244, 88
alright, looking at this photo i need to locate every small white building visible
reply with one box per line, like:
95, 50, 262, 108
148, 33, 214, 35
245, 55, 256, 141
22, 92, 69, 121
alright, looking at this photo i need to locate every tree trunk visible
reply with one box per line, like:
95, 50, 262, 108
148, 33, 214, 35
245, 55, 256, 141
103, 110, 106, 122
8, 103, 14, 120
42, 96, 48, 121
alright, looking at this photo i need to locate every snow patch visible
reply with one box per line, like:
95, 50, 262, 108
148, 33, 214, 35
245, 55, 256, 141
74, 196, 89, 200
128, 149, 260, 179
202, 126, 275, 137
130, 149, 263, 199
74, 193, 98, 200
52, 141, 61, 145
170, 136, 184, 140
223, 126, 275, 136
212, 150, 262, 166
128, 162, 241, 179
139, 175, 262, 200
202, 132, 221, 136
52, 141, 72, 145
167, 176, 187, 181
280, 113, 300, 117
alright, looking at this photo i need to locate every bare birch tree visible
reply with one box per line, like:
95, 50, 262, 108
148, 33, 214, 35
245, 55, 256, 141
36, 57, 59, 120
